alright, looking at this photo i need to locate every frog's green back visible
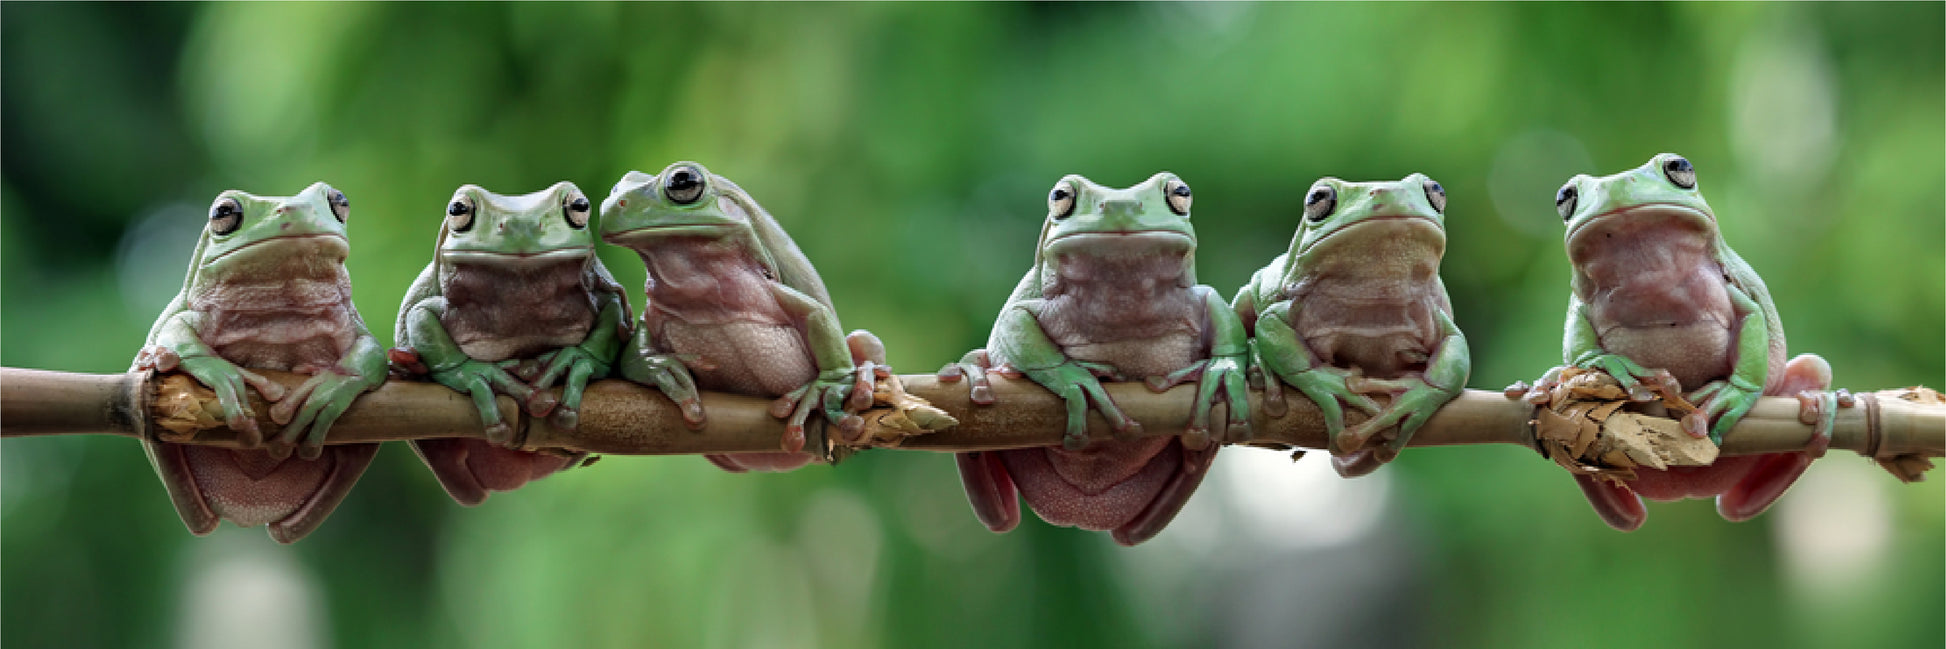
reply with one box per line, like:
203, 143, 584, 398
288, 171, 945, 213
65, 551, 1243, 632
715, 174, 835, 310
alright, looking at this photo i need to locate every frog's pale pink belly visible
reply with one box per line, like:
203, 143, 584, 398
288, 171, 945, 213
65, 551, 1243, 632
1060, 333, 1200, 379
200, 301, 357, 371
441, 261, 599, 362
1598, 323, 1733, 390
657, 320, 815, 397
1294, 295, 1441, 380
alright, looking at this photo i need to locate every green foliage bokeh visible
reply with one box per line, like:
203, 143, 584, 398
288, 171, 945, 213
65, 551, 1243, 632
2, 3, 1940, 648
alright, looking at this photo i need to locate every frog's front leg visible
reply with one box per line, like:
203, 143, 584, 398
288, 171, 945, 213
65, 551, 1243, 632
766, 284, 870, 452
1681, 286, 1770, 442
267, 330, 387, 460
1564, 300, 1681, 402
150, 311, 286, 447
618, 324, 706, 429
526, 296, 627, 431
402, 298, 536, 446
1338, 307, 1470, 472
1253, 301, 1381, 453
1717, 353, 1833, 521
1144, 287, 1252, 448
991, 303, 1137, 450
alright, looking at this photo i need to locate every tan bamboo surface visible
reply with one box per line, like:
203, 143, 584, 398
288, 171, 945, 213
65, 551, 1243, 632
3, 367, 1939, 469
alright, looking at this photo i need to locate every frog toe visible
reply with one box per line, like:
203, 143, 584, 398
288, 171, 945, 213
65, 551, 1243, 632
1573, 474, 1647, 531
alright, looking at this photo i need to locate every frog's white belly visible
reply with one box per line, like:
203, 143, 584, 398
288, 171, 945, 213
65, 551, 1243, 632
1060, 334, 1201, 380
657, 320, 815, 397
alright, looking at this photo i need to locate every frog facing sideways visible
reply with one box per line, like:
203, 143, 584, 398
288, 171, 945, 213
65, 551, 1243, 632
1533, 153, 1837, 530
132, 183, 387, 543
1232, 174, 1469, 477
941, 172, 1251, 546
600, 162, 878, 472
393, 182, 627, 505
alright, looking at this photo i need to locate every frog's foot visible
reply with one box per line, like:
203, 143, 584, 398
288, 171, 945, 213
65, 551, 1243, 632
1279, 366, 1382, 454
1336, 375, 1460, 473
1795, 388, 1852, 460
266, 366, 383, 461
1146, 356, 1253, 448
1714, 353, 1832, 522
1247, 340, 1288, 418
410, 440, 583, 506
1022, 360, 1139, 451
1576, 353, 1681, 402
1516, 366, 1566, 405
937, 349, 999, 405
621, 352, 706, 430
528, 345, 614, 432
387, 347, 432, 377
1682, 376, 1763, 442
769, 367, 863, 454
835, 331, 893, 444
419, 359, 538, 450
176, 354, 280, 448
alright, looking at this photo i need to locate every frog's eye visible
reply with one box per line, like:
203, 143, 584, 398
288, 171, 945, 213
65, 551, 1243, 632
1555, 184, 1578, 221
1048, 182, 1077, 220
209, 197, 244, 235
1422, 179, 1446, 214
1302, 183, 1336, 223
564, 196, 592, 228
1662, 156, 1696, 190
1164, 178, 1192, 216
665, 166, 706, 205
327, 189, 351, 223
446, 196, 476, 232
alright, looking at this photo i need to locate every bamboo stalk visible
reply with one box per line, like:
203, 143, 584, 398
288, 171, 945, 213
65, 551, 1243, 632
3, 367, 1939, 466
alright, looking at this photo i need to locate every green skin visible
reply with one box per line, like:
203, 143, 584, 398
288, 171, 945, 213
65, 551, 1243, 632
133, 182, 386, 542
396, 182, 627, 440
1232, 174, 1469, 477
1534, 152, 1836, 529
600, 162, 873, 468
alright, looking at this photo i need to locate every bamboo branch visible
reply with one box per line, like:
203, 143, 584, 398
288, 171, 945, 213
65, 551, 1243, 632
1, 367, 1940, 468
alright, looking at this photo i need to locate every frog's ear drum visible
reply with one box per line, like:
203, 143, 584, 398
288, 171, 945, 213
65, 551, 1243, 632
1164, 178, 1193, 216
1663, 156, 1697, 190
209, 196, 244, 235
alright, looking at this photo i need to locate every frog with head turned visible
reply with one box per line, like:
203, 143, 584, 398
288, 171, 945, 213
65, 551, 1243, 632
1532, 153, 1838, 530
600, 162, 880, 472
132, 182, 386, 543
1232, 174, 1469, 477
940, 172, 1251, 546
392, 182, 627, 505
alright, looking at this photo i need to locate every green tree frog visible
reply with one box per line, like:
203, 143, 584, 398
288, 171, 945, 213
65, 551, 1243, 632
1535, 153, 1836, 530
131, 182, 386, 543
1232, 174, 1469, 477
392, 182, 627, 505
600, 162, 877, 472
940, 172, 1251, 546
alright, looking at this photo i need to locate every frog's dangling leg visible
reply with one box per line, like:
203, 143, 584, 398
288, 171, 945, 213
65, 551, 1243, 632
1110, 442, 1218, 546
409, 440, 583, 506
143, 439, 380, 543
955, 451, 1021, 533
1717, 354, 1832, 522
1572, 473, 1647, 532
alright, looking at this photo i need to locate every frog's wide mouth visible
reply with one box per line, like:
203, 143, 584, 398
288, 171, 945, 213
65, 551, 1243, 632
1043, 230, 1195, 258
202, 233, 348, 265
1295, 214, 1443, 258
601, 222, 740, 246
439, 247, 591, 266
1565, 204, 1715, 264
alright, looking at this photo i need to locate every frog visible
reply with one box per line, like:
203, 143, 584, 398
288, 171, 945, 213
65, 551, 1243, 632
130, 182, 387, 543
939, 172, 1251, 546
1231, 174, 1469, 478
599, 162, 878, 472
1530, 153, 1838, 530
391, 182, 627, 505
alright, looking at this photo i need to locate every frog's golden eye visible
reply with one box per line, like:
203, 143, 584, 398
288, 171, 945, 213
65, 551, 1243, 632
1302, 182, 1336, 223
327, 189, 351, 223
1555, 184, 1578, 221
1422, 179, 1446, 214
447, 196, 476, 233
665, 166, 706, 205
1048, 182, 1077, 220
565, 195, 591, 229
1662, 156, 1696, 190
208, 197, 244, 235
1164, 179, 1192, 216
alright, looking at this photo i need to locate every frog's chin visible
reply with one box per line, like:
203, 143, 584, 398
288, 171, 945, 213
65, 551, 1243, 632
438, 247, 591, 267
602, 222, 742, 247
1566, 203, 1716, 265
202, 233, 348, 265
1295, 215, 1444, 260
1043, 230, 1194, 260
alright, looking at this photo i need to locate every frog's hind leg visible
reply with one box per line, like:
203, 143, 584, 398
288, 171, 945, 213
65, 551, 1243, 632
143, 440, 378, 543
1111, 443, 1217, 546
955, 452, 1020, 533
1572, 473, 1647, 531
410, 439, 581, 506
1717, 354, 1831, 522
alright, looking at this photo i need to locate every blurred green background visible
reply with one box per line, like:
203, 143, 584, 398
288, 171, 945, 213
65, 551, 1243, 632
3, 3, 1941, 648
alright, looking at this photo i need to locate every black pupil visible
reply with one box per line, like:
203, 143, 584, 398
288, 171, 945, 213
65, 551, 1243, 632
332, 192, 348, 207
214, 204, 235, 217
670, 170, 700, 191
570, 198, 589, 211
1556, 188, 1574, 205
449, 201, 469, 216
1428, 182, 1442, 195
1172, 185, 1190, 197
1308, 189, 1328, 205
1051, 188, 1069, 202
1668, 159, 1691, 173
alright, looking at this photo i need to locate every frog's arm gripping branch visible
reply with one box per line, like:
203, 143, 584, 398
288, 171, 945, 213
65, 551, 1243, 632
4, 367, 1940, 471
